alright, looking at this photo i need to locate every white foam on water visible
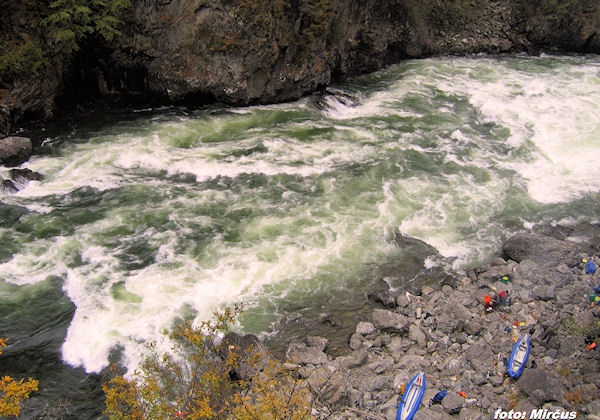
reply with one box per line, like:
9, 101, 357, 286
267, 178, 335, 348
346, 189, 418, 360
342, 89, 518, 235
432, 56, 600, 204
4, 55, 600, 374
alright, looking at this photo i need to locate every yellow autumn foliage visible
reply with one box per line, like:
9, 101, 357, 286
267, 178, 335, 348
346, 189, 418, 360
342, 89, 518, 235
103, 305, 313, 419
0, 338, 39, 418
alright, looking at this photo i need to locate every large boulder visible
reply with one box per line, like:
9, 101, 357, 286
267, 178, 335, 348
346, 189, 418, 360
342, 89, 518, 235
371, 309, 409, 333
0, 137, 32, 166
286, 341, 328, 365
503, 233, 581, 267
517, 369, 567, 406
10, 168, 43, 187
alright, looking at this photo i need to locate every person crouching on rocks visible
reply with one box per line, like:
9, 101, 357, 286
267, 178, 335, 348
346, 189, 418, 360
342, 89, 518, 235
484, 293, 496, 313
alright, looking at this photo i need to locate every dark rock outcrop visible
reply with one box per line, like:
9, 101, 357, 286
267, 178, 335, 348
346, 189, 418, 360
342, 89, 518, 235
1, 179, 19, 194
503, 232, 582, 267
9, 168, 44, 188
2, 0, 600, 136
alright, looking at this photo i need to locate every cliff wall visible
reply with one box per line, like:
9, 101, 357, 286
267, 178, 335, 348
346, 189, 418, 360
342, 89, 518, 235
1, 0, 599, 136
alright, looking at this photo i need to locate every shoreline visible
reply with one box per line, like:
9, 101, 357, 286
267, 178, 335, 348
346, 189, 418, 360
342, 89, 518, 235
272, 224, 600, 419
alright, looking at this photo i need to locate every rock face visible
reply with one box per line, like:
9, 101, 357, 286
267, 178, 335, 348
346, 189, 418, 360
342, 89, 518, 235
0, 137, 32, 166
2, 0, 600, 136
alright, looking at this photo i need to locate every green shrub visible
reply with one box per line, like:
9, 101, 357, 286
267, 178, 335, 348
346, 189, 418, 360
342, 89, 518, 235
0, 40, 47, 83
43, 0, 131, 54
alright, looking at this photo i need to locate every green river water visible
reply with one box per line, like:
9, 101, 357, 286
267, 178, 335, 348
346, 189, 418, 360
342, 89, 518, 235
1, 54, 599, 415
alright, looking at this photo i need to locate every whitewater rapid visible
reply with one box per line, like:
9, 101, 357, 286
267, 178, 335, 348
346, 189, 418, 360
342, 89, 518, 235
1, 54, 599, 373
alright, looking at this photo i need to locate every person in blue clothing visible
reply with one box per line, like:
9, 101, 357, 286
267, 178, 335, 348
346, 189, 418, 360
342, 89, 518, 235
585, 260, 597, 275
431, 390, 447, 404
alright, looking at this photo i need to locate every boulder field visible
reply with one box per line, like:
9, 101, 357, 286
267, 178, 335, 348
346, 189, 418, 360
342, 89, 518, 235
275, 226, 600, 419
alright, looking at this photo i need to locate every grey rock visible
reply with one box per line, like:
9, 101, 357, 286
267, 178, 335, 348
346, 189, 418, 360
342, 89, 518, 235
349, 333, 362, 350
397, 354, 427, 369
517, 370, 567, 406
488, 374, 504, 387
478, 264, 513, 281
356, 321, 376, 336
491, 257, 507, 266
372, 309, 409, 333
366, 354, 394, 374
464, 320, 483, 336
533, 286, 556, 301
585, 399, 600, 416
306, 336, 328, 352
441, 391, 464, 414
409, 324, 427, 347
338, 349, 368, 369
220, 333, 269, 380
286, 341, 328, 365
0, 136, 32, 166
503, 232, 581, 267
396, 294, 411, 308
307, 365, 346, 405
414, 407, 453, 420
459, 407, 482, 420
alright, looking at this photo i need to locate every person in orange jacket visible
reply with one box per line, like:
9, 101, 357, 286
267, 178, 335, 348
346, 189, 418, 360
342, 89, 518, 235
483, 294, 496, 312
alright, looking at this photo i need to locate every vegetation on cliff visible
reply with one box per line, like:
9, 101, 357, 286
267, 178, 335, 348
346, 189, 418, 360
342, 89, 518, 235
0, 0, 130, 85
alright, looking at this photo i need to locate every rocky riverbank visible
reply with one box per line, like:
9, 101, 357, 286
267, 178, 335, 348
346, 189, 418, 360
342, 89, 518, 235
277, 225, 600, 419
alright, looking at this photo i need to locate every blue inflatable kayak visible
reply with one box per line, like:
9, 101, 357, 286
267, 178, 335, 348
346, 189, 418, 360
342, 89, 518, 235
507, 333, 530, 378
396, 372, 426, 420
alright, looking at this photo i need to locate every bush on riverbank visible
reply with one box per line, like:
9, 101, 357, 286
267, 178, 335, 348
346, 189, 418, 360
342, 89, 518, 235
0, 338, 39, 418
103, 306, 313, 419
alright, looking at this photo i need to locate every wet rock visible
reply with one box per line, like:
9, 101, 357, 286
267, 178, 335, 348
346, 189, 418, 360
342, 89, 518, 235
9, 168, 43, 187
371, 309, 409, 333
0, 136, 32, 166
2, 179, 19, 194
312, 89, 359, 112
0, 203, 28, 227
368, 279, 396, 307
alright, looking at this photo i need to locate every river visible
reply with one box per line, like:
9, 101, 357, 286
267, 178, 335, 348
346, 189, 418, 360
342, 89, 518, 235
1, 54, 599, 418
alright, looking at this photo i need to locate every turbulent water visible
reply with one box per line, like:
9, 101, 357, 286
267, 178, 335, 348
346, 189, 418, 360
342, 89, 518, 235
1, 55, 600, 403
